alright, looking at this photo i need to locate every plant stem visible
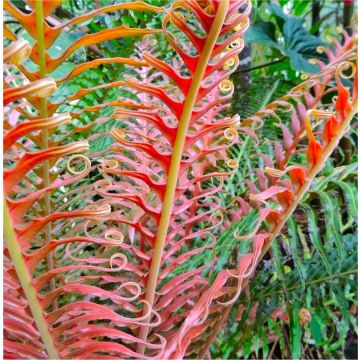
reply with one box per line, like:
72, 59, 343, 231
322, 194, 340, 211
234, 57, 286, 73
136, 1, 230, 354
343, 0, 354, 32
261, 269, 357, 298
239, 101, 358, 297
35, 0, 56, 307
338, 0, 355, 164
4, 201, 59, 359
311, 0, 321, 36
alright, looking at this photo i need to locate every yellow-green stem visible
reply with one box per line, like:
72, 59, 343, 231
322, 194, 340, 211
35, 0, 56, 305
136, 1, 230, 354
4, 201, 59, 359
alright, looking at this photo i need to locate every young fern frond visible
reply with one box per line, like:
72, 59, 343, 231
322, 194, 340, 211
97, 1, 252, 357
4, 1, 165, 359
196, 29, 358, 355
213, 164, 357, 359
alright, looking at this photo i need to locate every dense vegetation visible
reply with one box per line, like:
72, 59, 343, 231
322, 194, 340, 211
3, 0, 357, 359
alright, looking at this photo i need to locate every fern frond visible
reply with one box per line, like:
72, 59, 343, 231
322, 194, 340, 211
3, 1, 167, 359
94, 0, 252, 357
211, 163, 357, 358
192, 29, 358, 357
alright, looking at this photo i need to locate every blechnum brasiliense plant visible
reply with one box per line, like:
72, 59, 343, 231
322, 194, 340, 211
3, 1, 357, 359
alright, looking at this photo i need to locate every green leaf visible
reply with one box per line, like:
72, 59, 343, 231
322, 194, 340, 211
294, 1, 311, 16
335, 181, 358, 221
267, 3, 288, 29
49, 31, 85, 58
253, 334, 260, 358
89, 135, 113, 153
212, 210, 259, 282
261, 332, 269, 359
312, 163, 357, 190
243, 339, 252, 358
287, 217, 307, 287
121, 15, 138, 28
310, 316, 324, 345
250, 4, 325, 73
244, 20, 279, 49
300, 203, 332, 275
282, 18, 324, 73
289, 302, 302, 360
317, 191, 344, 262
279, 0, 290, 6
324, 287, 350, 353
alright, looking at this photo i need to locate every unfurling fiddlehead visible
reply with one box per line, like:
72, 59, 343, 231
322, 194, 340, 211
4, 1, 165, 358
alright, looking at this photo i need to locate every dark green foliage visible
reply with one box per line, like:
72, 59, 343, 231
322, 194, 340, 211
245, 3, 326, 73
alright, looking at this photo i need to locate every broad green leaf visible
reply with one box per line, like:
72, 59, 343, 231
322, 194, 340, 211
282, 18, 324, 73
244, 20, 279, 49
268, 3, 288, 29
249, 3, 326, 73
